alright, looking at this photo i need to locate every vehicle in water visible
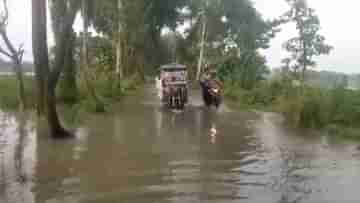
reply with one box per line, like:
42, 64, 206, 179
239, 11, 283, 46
159, 64, 188, 110
200, 72, 223, 109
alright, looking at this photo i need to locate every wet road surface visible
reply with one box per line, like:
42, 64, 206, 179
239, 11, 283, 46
1, 86, 360, 203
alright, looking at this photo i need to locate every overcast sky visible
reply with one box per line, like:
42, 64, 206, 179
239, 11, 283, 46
4, 0, 360, 74
254, 0, 360, 74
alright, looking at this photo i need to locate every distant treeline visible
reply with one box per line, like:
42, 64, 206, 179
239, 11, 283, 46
271, 68, 360, 90
0, 58, 33, 72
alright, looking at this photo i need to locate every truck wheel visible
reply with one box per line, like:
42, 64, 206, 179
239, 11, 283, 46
168, 95, 173, 108
179, 96, 185, 110
183, 88, 188, 103
172, 96, 176, 108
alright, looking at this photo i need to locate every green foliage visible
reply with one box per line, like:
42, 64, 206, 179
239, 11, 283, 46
275, 85, 329, 128
298, 88, 327, 128
226, 75, 360, 131
224, 80, 283, 110
218, 52, 270, 90
170, 0, 279, 78
57, 79, 78, 104
74, 35, 115, 75
91, 0, 187, 74
280, 86, 360, 129
327, 85, 360, 127
0, 76, 36, 109
96, 75, 141, 100
325, 125, 360, 139
281, 0, 333, 79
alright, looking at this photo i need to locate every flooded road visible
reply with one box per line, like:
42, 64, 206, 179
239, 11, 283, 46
1, 86, 360, 203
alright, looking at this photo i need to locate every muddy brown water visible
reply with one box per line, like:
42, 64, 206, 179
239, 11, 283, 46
1, 86, 360, 203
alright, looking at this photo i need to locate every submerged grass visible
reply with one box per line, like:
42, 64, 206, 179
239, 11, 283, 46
325, 125, 360, 140
0, 74, 143, 114
225, 78, 360, 137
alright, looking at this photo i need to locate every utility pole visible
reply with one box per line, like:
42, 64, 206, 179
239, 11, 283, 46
196, 1, 207, 80
115, 0, 123, 80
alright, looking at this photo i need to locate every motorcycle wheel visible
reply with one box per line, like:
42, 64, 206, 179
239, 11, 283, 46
214, 95, 222, 109
214, 99, 220, 108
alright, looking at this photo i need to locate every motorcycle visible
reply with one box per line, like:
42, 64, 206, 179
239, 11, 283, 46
201, 79, 222, 108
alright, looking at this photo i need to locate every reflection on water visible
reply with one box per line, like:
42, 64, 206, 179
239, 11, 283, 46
1, 89, 360, 202
0, 112, 35, 203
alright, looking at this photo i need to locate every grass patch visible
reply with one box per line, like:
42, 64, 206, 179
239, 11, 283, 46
0, 75, 36, 110
1, 74, 143, 114
224, 78, 360, 138
224, 80, 282, 111
325, 124, 360, 140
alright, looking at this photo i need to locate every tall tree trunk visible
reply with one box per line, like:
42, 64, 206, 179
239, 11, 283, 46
81, 0, 90, 76
81, 0, 104, 112
32, 0, 71, 138
296, 6, 307, 84
14, 62, 26, 111
32, 0, 47, 116
302, 39, 307, 83
59, 29, 77, 104
115, 0, 123, 81
46, 86, 69, 136
196, 12, 207, 81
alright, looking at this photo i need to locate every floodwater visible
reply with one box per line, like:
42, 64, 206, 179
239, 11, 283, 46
1, 86, 360, 203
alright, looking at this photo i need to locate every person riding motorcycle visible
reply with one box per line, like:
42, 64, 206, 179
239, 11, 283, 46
200, 68, 223, 107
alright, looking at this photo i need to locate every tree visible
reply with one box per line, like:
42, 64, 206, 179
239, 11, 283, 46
281, 0, 333, 82
92, 0, 187, 78
32, 0, 80, 138
49, 0, 78, 104
181, 0, 277, 80
81, 0, 105, 112
0, 0, 26, 110
217, 52, 269, 89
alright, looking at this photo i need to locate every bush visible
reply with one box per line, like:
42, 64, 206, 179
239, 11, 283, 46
75, 74, 143, 113
224, 75, 360, 135
223, 81, 242, 101
224, 79, 284, 109
275, 84, 360, 129
325, 85, 360, 127
93, 74, 142, 100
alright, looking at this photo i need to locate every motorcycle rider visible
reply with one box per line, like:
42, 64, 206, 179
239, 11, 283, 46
199, 67, 223, 107
208, 70, 223, 90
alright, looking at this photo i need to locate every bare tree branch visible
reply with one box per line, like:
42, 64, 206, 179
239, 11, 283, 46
0, 30, 17, 55
0, 0, 8, 28
0, 0, 21, 62
17, 43, 24, 52
0, 44, 12, 58
17, 43, 24, 60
